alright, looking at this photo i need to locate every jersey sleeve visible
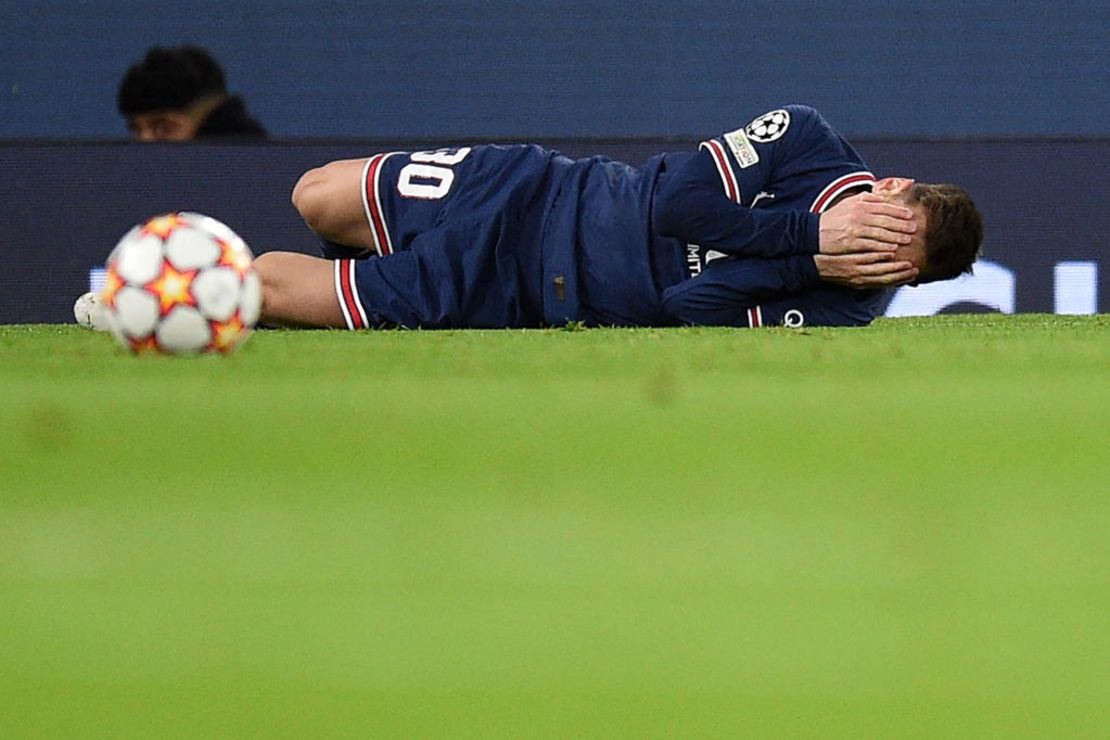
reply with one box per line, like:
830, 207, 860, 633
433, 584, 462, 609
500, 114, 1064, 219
754, 286, 883, 328
660, 254, 821, 326
652, 149, 820, 258
699, 105, 869, 208
661, 254, 880, 328
653, 105, 878, 259
652, 105, 830, 259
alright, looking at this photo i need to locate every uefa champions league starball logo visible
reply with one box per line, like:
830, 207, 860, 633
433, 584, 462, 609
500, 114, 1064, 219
745, 109, 791, 143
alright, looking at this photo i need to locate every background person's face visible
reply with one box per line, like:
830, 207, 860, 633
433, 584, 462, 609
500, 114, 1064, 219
127, 110, 199, 141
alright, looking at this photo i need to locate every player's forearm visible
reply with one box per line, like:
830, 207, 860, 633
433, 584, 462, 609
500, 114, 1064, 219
652, 150, 820, 258
660, 256, 819, 326
653, 186, 819, 257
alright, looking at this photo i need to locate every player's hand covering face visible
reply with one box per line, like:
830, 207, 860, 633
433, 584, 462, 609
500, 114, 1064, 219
813, 252, 918, 289
818, 191, 918, 255
814, 178, 927, 289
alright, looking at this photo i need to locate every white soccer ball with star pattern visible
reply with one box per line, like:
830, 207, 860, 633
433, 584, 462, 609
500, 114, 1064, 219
101, 212, 261, 355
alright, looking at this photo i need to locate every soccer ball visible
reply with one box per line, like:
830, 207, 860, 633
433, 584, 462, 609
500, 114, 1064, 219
101, 212, 262, 355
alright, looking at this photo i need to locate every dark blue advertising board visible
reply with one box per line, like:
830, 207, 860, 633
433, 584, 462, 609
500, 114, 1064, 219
0, 139, 1105, 324
3, 2, 1107, 140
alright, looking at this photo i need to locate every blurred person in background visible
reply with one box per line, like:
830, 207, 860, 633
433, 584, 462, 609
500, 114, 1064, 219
117, 46, 267, 141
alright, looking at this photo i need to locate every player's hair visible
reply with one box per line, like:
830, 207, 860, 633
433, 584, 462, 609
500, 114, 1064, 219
910, 183, 983, 283
117, 46, 228, 116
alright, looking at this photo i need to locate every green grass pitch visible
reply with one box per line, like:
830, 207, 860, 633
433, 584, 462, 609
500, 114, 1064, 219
1, 315, 1107, 738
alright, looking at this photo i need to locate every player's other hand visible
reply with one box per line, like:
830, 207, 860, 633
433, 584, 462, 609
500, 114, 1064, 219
818, 193, 916, 255
814, 252, 918, 289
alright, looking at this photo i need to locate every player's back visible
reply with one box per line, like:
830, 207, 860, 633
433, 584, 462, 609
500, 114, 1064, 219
540, 154, 678, 326
538, 105, 888, 328
361, 142, 683, 327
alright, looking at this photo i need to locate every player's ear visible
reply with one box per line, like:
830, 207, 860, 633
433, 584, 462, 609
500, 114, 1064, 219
873, 177, 915, 195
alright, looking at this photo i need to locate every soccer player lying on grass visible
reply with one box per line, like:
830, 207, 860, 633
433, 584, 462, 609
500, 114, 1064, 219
256, 105, 983, 330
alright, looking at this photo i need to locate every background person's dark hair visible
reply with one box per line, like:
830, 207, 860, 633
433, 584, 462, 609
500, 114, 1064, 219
117, 45, 266, 140
117, 46, 227, 117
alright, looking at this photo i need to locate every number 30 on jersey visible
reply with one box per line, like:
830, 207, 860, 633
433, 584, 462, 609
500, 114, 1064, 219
397, 148, 472, 200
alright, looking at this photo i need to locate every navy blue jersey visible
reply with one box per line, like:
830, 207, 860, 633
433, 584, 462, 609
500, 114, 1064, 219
334, 144, 565, 328
332, 105, 885, 330
652, 105, 883, 327
334, 143, 673, 328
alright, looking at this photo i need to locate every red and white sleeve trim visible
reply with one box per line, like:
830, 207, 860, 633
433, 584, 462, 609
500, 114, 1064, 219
810, 171, 876, 213
334, 259, 369, 330
699, 139, 742, 204
747, 305, 763, 328
361, 153, 398, 257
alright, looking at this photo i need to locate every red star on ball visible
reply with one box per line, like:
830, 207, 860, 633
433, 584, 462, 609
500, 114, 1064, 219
146, 260, 199, 316
216, 238, 252, 278
101, 264, 125, 309
140, 213, 189, 240
208, 314, 247, 353
128, 335, 161, 355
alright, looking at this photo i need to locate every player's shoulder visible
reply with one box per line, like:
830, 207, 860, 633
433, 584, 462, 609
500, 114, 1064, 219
713, 104, 836, 160
742, 104, 833, 143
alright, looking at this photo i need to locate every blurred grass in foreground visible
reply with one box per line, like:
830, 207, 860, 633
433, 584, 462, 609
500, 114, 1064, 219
1, 316, 1107, 738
